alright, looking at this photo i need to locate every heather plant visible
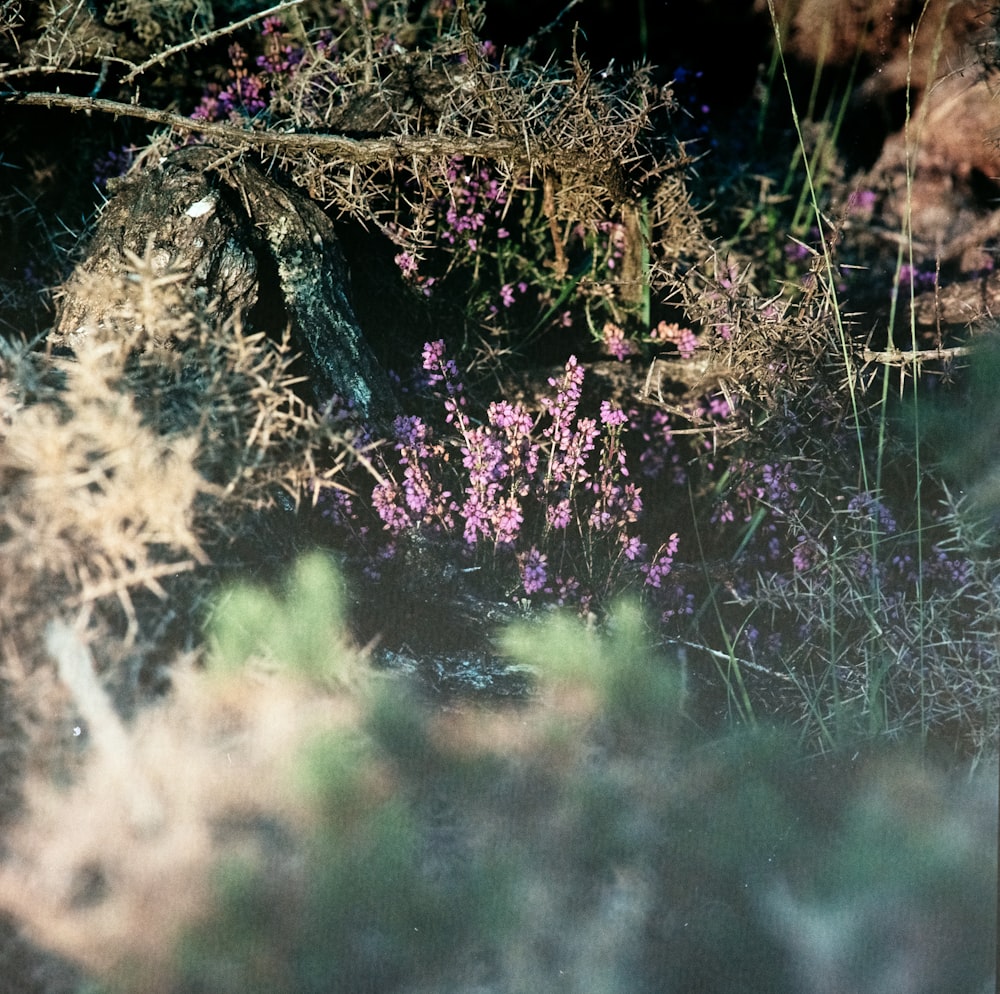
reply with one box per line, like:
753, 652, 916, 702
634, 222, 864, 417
644, 2, 1000, 756
334, 338, 678, 614
0, 4, 998, 987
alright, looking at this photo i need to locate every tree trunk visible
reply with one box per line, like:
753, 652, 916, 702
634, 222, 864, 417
55, 144, 399, 426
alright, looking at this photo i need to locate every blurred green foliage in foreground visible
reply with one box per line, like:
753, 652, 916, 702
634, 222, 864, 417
41, 555, 1000, 994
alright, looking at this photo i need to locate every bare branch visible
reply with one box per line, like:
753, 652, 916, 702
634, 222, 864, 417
120, 0, 308, 85
861, 345, 973, 366
0, 89, 648, 179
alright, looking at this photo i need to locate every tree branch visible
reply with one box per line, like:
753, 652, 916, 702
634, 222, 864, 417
120, 0, 309, 85
861, 345, 972, 366
0, 90, 607, 171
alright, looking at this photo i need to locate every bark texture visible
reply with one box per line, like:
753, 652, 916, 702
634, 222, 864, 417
55, 145, 399, 425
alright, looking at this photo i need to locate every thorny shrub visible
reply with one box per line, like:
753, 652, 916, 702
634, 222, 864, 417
0, 246, 365, 746
0, 0, 995, 752
0, 1, 997, 990
171, 8, 700, 353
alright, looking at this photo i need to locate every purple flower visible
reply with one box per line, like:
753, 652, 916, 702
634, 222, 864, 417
372, 480, 412, 532
546, 498, 572, 530
847, 188, 877, 214
520, 547, 548, 595
395, 251, 419, 278
642, 534, 679, 588
658, 585, 695, 622
898, 264, 937, 289
602, 321, 637, 360
791, 536, 815, 572
488, 399, 532, 434
650, 321, 698, 359
421, 339, 459, 384
493, 496, 524, 545
622, 535, 647, 561
318, 488, 355, 526
392, 414, 429, 449
556, 417, 599, 485
847, 492, 897, 534
599, 400, 628, 428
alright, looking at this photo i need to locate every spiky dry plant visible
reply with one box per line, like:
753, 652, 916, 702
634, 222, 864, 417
0, 567, 993, 994
0, 0, 707, 332
0, 236, 368, 812
749, 494, 1000, 755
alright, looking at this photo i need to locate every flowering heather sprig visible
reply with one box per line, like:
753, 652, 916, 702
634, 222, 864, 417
438, 157, 510, 251
650, 321, 698, 359
392, 158, 515, 305
365, 344, 686, 608
394, 251, 420, 278
192, 42, 270, 121
419, 338, 470, 428
846, 492, 898, 535
602, 321, 639, 361
695, 392, 733, 422
586, 401, 642, 533
540, 356, 585, 477
519, 546, 548, 595
598, 220, 627, 272
420, 338, 460, 389
460, 423, 520, 545
257, 17, 305, 73
641, 533, 679, 588
371, 413, 456, 534
191, 19, 312, 124
498, 281, 528, 309
711, 459, 799, 560
791, 535, 820, 573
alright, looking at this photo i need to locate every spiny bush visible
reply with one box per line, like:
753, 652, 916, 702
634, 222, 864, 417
1, 1, 707, 358
0, 245, 364, 774
0, 554, 993, 994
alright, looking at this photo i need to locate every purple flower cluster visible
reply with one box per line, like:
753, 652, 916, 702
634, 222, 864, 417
499, 281, 529, 309
846, 492, 898, 535
650, 321, 698, 359
641, 533, 680, 588
364, 342, 684, 608
392, 158, 514, 305
190, 18, 311, 124
371, 412, 456, 534
192, 42, 271, 121
598, 221, 627, 272
519, 546, 548, 594
713, 458, 798, 530
438, 157, 510, 252
847, 188, 877, 215
602, 321, 639, 361
258, 16, 306, 73
897, 264, 938, 290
